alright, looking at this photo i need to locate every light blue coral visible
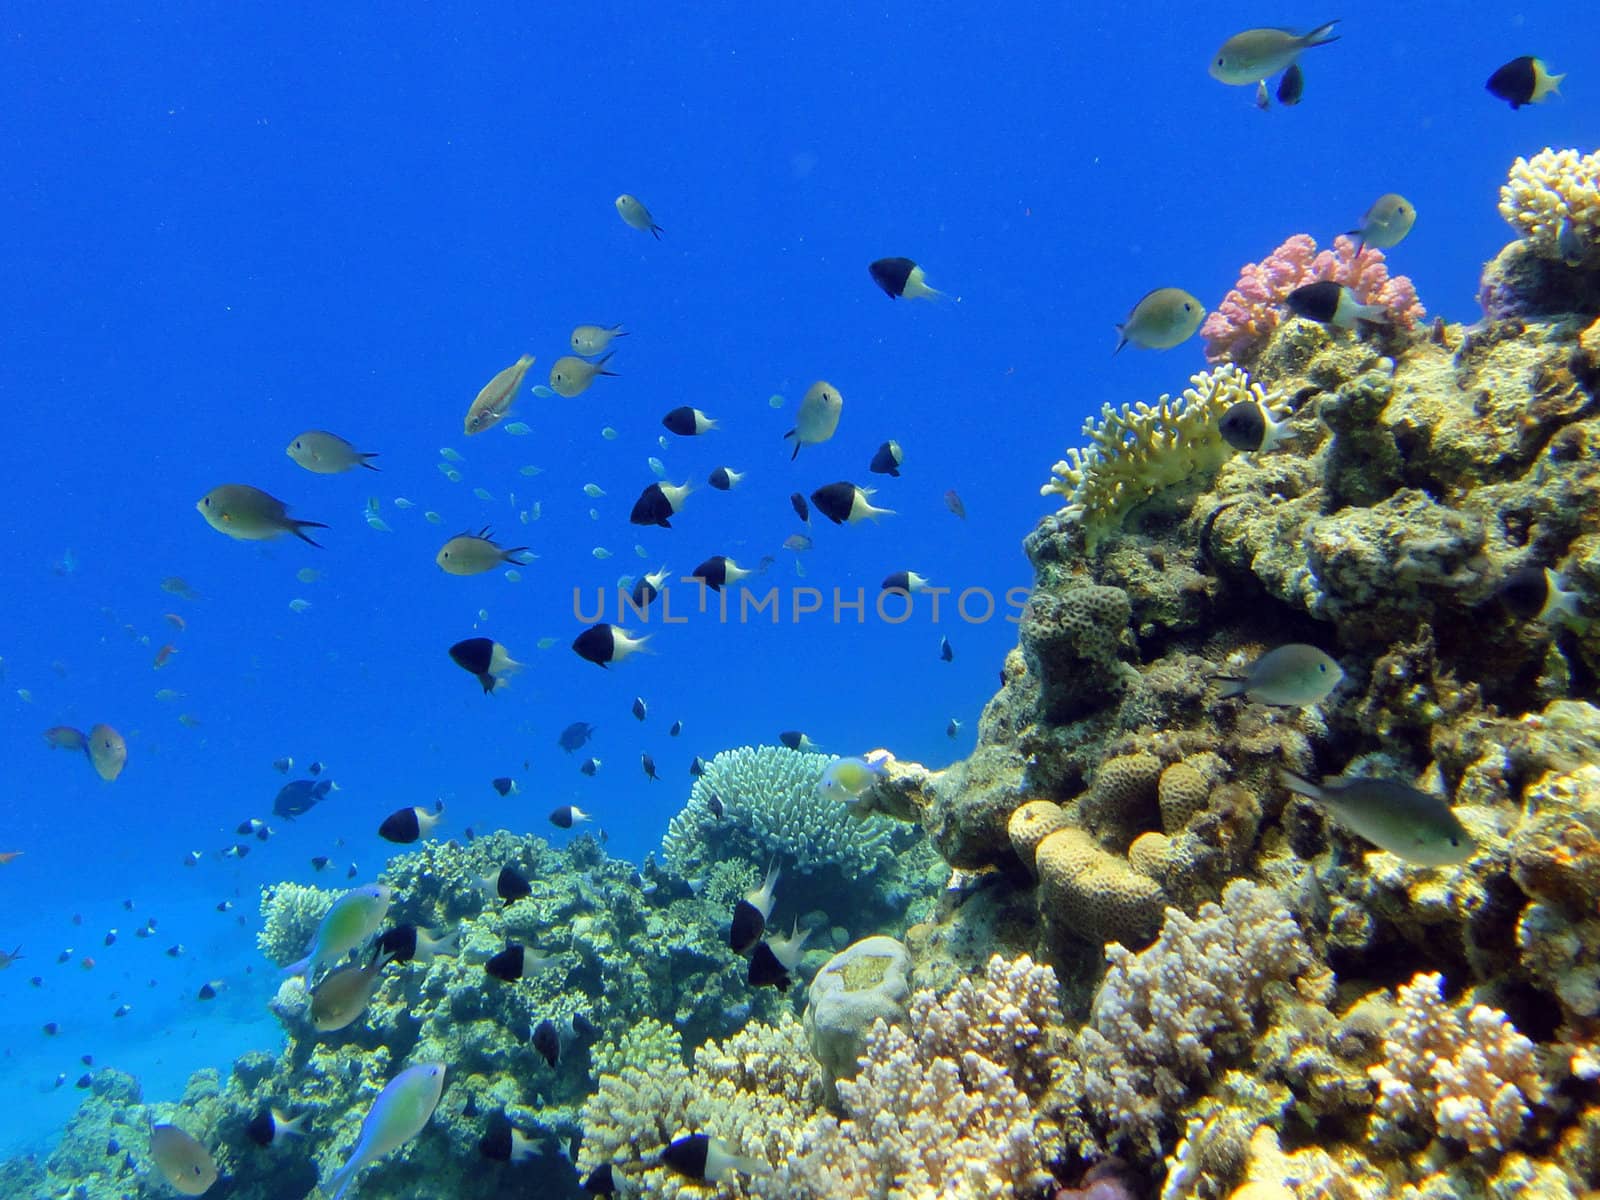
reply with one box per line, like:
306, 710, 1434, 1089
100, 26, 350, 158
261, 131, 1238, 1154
662, 745, 898, 879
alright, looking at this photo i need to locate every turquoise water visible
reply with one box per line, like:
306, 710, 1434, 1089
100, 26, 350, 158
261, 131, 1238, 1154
1, 0, 1596, 1168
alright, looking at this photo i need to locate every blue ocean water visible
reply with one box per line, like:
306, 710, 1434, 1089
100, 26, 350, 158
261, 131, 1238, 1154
0, 2, 1595, 1161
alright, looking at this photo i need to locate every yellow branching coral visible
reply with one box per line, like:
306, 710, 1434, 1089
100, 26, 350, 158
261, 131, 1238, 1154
1498, 147, 1600, 266
1040, 364, 1283, 553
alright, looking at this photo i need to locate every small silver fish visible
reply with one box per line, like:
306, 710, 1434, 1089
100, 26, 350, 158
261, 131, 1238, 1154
1115, 288, 1206, 353
1350, 193, 1416, 252
1210, 21, 1340, 86
1217, 644, 1342, 706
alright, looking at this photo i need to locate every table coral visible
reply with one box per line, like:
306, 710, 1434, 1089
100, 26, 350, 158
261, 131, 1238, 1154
1201, 234, 1424, 365
662, 744, 901, 880
1368, 971, 1546, 1153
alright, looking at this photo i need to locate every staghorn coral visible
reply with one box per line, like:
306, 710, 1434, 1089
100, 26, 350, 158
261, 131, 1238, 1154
1499, 147, 1600, 267
1368, 971, 1546, 1152
662, 744, 901, 880
1201, 234, 1425, 365
1038, 365, 1286, 553
1072, 880, 1312, 1155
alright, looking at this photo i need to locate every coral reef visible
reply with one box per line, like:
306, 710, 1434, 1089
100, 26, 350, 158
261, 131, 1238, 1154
1038, 365, 1286, 554
661, 744, 907, 881
1500, 147, 1600, 267
1201, 233, 1425, 365
1068, 881, 1315, 1154
1368, 971, 1545, 1153
21, 148, 1600, 1200
577, 952, 1067, 1200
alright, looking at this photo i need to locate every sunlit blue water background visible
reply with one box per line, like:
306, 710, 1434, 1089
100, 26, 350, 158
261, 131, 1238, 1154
2, 2, 1595, 1160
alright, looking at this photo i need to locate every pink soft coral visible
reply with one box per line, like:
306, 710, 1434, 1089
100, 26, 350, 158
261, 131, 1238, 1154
1202, 234, 1425, 365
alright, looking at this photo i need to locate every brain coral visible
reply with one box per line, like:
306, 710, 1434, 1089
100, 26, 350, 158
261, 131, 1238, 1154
1039, 365, 1285, 554
1200, 234, 1425, 365
1499, 147, 1600, 267
661, 745, 899, 880
1036, 827, 1167, 950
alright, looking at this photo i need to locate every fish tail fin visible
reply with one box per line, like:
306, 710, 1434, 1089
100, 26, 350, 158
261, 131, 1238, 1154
359, 454, 381, 471
784, 430, 799, 460
1277, 768, 1321, 800
1112, 325, 1128, 355
505, 547, 533, 565
1215, 676, 1247, 699
277, 1109, 309, 1138
595, 351, 618, 377
1549, 71, 1566, 95
1303, 19, 1340, 47
326, 1160, 358, 1200
649, 223, 663, 239
291, 521, 329, 547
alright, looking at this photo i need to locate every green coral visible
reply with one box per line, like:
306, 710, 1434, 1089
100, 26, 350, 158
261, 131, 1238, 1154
1039, 364, 1284, 553
662, 745, 900, 879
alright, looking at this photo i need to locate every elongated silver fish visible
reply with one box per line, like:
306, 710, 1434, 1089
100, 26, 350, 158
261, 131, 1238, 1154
1279, 769, 1475, 866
